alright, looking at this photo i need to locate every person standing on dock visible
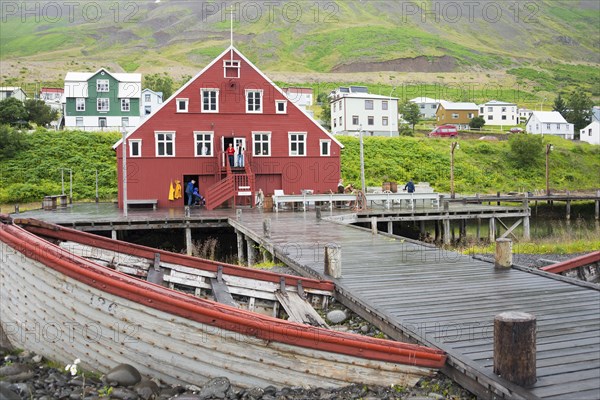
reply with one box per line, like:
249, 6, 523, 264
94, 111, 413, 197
185, 179, 196, 206
404, 179, 415, 193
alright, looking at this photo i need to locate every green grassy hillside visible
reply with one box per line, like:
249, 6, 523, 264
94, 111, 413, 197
1, 0, 598, 98
1, 128, 598, 205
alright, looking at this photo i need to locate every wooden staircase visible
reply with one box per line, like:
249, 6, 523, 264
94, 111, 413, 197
204, 152, 255, 210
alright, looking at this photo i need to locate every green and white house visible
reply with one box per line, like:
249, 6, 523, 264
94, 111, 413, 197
63, 69, 141, 131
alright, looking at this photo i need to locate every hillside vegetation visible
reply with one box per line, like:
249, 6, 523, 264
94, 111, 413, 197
1, 0, 598, 100
1, 128, 598, 204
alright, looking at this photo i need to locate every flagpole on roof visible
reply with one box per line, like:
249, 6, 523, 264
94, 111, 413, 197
229, 6, 234, 59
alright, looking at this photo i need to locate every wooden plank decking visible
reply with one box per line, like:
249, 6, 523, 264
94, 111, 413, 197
230, 212, 600, 400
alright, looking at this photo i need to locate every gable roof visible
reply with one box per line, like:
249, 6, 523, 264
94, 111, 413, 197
530, 111, 568, 124
65, 68, 141, 83
114, 46, 343, 149
439, 101, 478, 111
410, 97, 441, 103
479, 100, 517, 107
141, 88, 163, 97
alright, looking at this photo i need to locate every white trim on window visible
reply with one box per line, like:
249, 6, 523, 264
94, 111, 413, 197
288, 132, 307, 157
155, 131, 176, 157
194, 131, 214, 157
97, 79, 109, 92
176, 98, 189, 113
252, 132, 271, 156
246, 89, 263, 113
129, 139, 142, 158
121, 98, 130, 112
201, 89, 219, 113
320, 139, 331, 156
224, 60, 240, 78
276, 100, 287, 114
97, 98, 109, 112
76, 98, 85, 111
75, 117, 83, 126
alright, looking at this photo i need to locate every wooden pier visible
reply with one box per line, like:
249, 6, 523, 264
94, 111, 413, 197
230, 211, 600, 400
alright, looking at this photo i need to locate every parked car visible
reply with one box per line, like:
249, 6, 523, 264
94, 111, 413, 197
509, 127, 524, 133
429, 125, 458, 137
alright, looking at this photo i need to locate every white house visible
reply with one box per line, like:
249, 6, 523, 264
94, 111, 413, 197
591, 106, 600, 122
518, 108, 534, 124
39, 88, 64, 111
409, 97, 441, 119
478, 100, 518, 126
580, 121, 600, 145
526, 111, 574, 139
140, 88, 163, 119
283, 87, 313, 110
330, 86, 399, 136
0, 87, 27, 101
63, 69, 141, 131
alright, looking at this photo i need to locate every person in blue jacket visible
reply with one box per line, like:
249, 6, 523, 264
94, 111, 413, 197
185, 179, 195, 206
404, 179, 415, 193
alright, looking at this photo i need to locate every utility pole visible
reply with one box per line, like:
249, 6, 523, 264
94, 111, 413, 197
450, 141, 459, 199
545, 144, 553, 196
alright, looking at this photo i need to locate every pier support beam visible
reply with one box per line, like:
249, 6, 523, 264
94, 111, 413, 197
443, 219, 450, 245
246, 235, 256, 266
111, 230, 117, 240
489, 218, 496, 242
185, 227, 192, 256
420, 221, 426, 238
263, 218, 271, 239
371, 216, 378, 235
476, 218, 481, 241
494, 312, 537, 387
523, 215, 531, 241
236, 230, 245, 264
324, 244, 341, 278
388, 221, 393, 235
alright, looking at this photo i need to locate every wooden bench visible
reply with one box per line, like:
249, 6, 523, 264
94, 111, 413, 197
43, 195, 68, 210
126, 199, 158, 210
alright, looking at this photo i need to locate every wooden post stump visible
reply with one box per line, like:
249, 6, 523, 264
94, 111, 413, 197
495, 238, 512, 268
371, 216, 378, 235
263, 218, 271, 239
316, 206, 322, 220
494, 312, 537, 386
324, 244, 341, 278
236, 209, 242, 221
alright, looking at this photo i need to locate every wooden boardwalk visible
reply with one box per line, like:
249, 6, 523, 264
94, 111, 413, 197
230, 212, 600, 400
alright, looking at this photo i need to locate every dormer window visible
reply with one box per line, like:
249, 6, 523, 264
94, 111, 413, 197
276, 100, 287, 114
224, 60, 240, 78
176, 98, 188, 113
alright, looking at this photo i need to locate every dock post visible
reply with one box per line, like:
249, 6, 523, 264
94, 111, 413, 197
489, 218, 496, 242
495, 238, 512, 268
246, 235, 255, 266
388, 221, 393, 234
434, 221, 440, 242
316, 206, 322, 220
476, 218, 481, 241
324, 244, 341, 278
419, 221, 425, 237
236, 230, 245, 264
263, 218, 271, 239
185, 227, 193, 256
494, 312, 537, 387
443, 219, 450, 245
371, 216, 378, 235
236, 209, 242, 221
596, 190, 600, 220
111, 230, 117, 240
566, 190, 571, 221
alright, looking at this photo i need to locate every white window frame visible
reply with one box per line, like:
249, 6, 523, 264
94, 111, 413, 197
224, 60, 240, 78
276, 100, 287, 114
155, 131, 176, 157
121, 117, 129, 127
129, 139, 142, 157
194, 131, 214, 157
97, 98, 109, 112
176, 98, 189, 113
75, 117, 83, 126
382, 100, 388, 110
288, 132, 307, 157
97, 79, 109, 92
144, 93, 151, 102
468, 113, 474, 119
365, 100, 374, 110
382, 116, 388, 126
320, 139, 331, 156
246, 89, 263, 113
121, 98, 130, 112
367, 116, 374, 125
452, 113, 459, 119
352, 115, 359, 125
201, 89, 219, 113
76, 98, 85, 111
253, 132, 271, 156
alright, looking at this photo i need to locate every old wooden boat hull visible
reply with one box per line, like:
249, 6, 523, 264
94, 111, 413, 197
0, 218, 446, 388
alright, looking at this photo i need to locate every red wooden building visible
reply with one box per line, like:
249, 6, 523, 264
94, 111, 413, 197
114, 46, 342, 210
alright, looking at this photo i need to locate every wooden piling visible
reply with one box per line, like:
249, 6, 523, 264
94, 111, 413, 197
489, 218, 496, 242
263, 218, 271, 239
324, 244, 341, 278
316, 206, 322, 220
246, 236, 256, 266
494, 312, 537, 387
236, 230, 245, 264
495, 238, 512, 268
443, 219, 450, 245
596, 190, 600, 220
371, 216, 378, 235
566, 191, 571, 221
388, 221, 393, 234
185, 227, 193, 256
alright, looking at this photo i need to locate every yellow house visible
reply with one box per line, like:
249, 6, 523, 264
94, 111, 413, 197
436, 101, 479, 129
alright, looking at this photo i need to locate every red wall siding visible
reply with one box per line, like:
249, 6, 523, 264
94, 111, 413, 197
116, 48, 341, 208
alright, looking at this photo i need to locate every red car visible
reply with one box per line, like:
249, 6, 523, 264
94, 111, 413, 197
509, 127, 524, 133
429, 125, 458, 137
